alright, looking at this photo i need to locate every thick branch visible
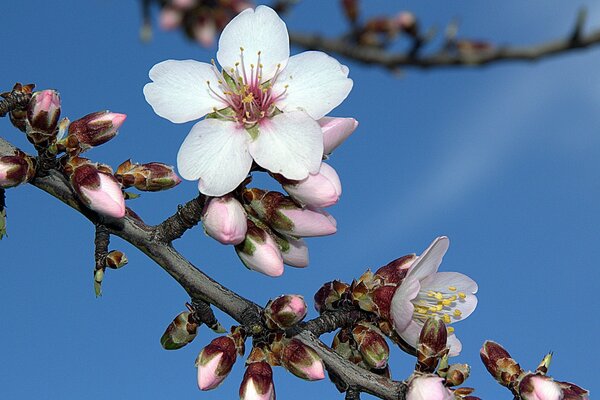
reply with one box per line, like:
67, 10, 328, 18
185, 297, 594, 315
0, 135, 407, 400
289, 27, 600, 70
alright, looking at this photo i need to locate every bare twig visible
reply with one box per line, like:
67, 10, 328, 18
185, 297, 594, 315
0, 86, 32, 118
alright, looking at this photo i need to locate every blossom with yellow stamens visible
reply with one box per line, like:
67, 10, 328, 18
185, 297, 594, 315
390, 236, 478, 356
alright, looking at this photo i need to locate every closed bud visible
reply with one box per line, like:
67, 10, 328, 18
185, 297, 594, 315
6, 82, 34, 132
352, 323, 390, 369
445, 363, 470, 386
68, 160, 126, 218
319, 117, 358, 155
194, 19, 217, 48
201, 195, 247, 245
281, 339, 325, 381
235, 219, 283, 277
26, 90, 61, 143
160, 311, 199, 350
314, 280, 350, 313
406, 375, 454, 400
105, 250, 128, 269
279, 162, 342, 208
535, 352, 552, 375
196, 335, 238, 390
264, 295, 307, 329
273, 234, 309, 268
115, 160, 181, 192
374, 254, 416, 285
480, 341, 522, 388
66, 111, 126, 153
239, 361, 275, 400
518, 374, 563, 400
0, 150, 36, 188
416, 317, 448, 373
93, 267, 104, 297
244, 189, 336, 237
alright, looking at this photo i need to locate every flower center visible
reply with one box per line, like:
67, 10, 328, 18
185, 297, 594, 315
412, 285, 468, 330
207, 48, 288, 129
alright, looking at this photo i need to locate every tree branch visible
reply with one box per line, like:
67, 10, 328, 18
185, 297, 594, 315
0, 135, 407, 400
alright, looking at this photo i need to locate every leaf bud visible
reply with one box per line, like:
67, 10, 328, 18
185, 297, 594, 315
115, 160, 181, 192
445, 363, 470, 386
480, 341, 522, 388
313, 280, 350, 313
160, 311, 199, 350
105, 250, 128, 269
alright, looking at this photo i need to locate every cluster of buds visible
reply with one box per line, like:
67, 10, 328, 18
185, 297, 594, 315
155, 0, 252, 47
480, 341, 589, 399
199, 117, 357, 277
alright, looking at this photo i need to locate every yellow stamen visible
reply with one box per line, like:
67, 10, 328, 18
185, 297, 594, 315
454, 309, 462, 317
443, 315, 451, 324
458, 292, 466, 299
448, 286, 457, 291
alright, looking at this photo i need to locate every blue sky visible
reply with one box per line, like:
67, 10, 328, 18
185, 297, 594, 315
0, 1, 598, 398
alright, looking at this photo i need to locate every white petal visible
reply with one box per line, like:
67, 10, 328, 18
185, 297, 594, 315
249, 111, 323, 180
407, 236, 450, 282
397, 319, 422, 349
144, 60, 227, 123
420, 272, 478, 320
273, 51, 353, 120
177, 119, 252, 196
391, 277, 420, 333
446, 333, 463, 357
217, 6, 289, 80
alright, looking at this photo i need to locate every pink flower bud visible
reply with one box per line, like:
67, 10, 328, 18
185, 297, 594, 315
519, 375, 563, 400
235, 220, 284, 277
281, 339, 325, 381
159, 7, 183, 30
196, 336, 238, 391
319, 117, 358, 155
194, 19, 217, 48
282, 162, 342, 208
71, 164, 126, 218
278, 235, 309, 268
202, 196, 247, 245
277, 207, 337, 237
0, 150, 36, 189
406, 375, 454, 400
264, 295, 307, 329
27, 89, 61, 135
239, 362, 275, 400
66, 111, 126, 153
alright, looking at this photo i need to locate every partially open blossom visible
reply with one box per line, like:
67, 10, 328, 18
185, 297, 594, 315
201, 195, 247, 245
115, 160, 181, 192
196, 335, 238, 390
244, 189, 336, 237
281, 338, 325, 381
264, 294, 307, 329
160, 311, 199, 350
235, 219, 283, 276
406, 375, 454, 400
319, 117, 358, 155
519, 375, 563, 400
66, 111, 126, 153
144, 6, 353, 196
390, 237, 478, 356
281, 162, 342, 208
239, 361, 275, 400
27, 90, 61, 136
67, 159, 126, 219
0, 150, 36, 189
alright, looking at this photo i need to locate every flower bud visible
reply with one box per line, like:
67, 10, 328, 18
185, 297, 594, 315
115, 160, 181, 192
351, 322, 390, 369
264, 295, 307, 329
105, 250, 128, 269
406, 375, 454, 400
26, 90, 61, 144
69, 161, 126, 218
235, 219, 284, 277
239, 361, 275, 400
480, 341, 522, 388
0, 150, 36, 189
66, 111, 126, 153
319, 117, 358, 155
160, 311, 199, 350
445, 363, 470, 386
281, 338, 325, 381
416, 317, 448, 373
159, 7, 182, 30
518, 374, 563, 400
280, 162, 342, 208
374, 254, 416, 285
314, 280, 350, 313
93, 267, 104, 297
201, 195, 247, 245
274, 234, 309, 268
196, 335, 238, 390
244, 189, 336, 237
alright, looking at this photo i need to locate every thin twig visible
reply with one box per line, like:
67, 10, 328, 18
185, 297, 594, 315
155, 194, 206, 242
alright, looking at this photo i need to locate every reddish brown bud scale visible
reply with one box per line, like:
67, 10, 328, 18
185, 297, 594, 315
196, 335, 239, 390
445, 363, 470, 386
264, 294, 307, 329
281, 339, 325, 381
26, 90, 61, 147
66, 111, 126, 153
160, 311, 199, 350
105, 250, 128, 269
314, 280, 350, 313
0, 150, 36, 189
115, 160, 181, 192
480, 341, 522, 387
239, 361, 275, 400
374, 254, 415, 285
352, 322, 390, 369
